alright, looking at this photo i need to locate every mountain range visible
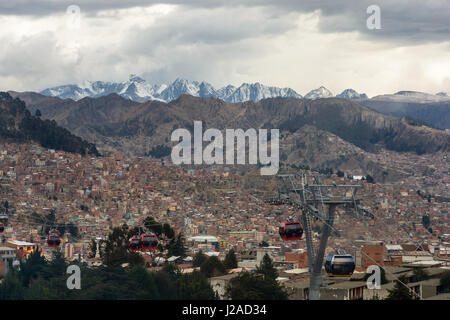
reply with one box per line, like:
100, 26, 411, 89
358, 92, 450, 130
40, 75, 450, 104
40, 75, 303, 103
8, 91, 450, 182
40, 75, 376, 103
38, 76, 450, 129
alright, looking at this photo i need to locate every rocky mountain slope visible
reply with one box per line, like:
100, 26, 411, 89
9, 91, 450, 181
0, 92, 99, 155
359, 91, 450, 129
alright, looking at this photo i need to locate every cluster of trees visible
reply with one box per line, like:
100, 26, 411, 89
0, 92, 99, 156
147, 145, 171, 158
0, 220, 287, 300
368, 268, 450, 300
226, 254, 288, 300
386, 269, 450, 300
386, 268, 431, 300
421, 215, 433, 234
440, 271, 450, 293
0, 250, 216, 300
193, 250, 287, 300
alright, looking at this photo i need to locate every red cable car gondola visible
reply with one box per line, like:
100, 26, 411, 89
47, 229, 61, 247
47, 234, 61, 247
141, 234, 159, 250
279, 221, 303, 241
129, 237, 141, 252
49, 229, 61, 237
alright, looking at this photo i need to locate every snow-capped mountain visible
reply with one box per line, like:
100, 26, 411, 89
40, 75, 161, 102
118, 74, 162, 102
304, 86, 333, 100
216, 85, 237, 100
40, 83, 98, 101
39, 76, 450, 104
158, 78, 203, 101
226, 82, 302, 103
40, 75, 302, 103
336, 89, 368, 100
371, 91, 450, 103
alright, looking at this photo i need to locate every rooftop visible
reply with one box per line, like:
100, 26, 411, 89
7, 240, 35, 246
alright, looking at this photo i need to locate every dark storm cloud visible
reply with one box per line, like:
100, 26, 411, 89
125, 7, 297, 48
1, 1, 449, 44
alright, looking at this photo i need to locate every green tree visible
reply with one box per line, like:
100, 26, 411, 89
411, 268, 429, 283
167, 233, 186, 257
153, 270, 178, 299
144, 216, 163, 237
101, 224, 144, 267
386, 275, 413, 300
89, 239, 97, 258
256, 253, 278, 281
422, 215, 431, 229
223, 249, 238, 270
193, 250, 207, 268
127, 265, 160, 299
439, 271, 450, 293
67, 223, 79, 238
226, 272, 287, 300
177, 271, 217, 300
162, 223, 175, 239
200, 256, 225, 278
0, 271, 25, 300
147, 145, 171, 158
19, 249, 48, 287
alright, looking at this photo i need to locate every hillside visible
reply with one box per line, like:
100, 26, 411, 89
8, 92, 450, 180
359, 99, 450, 130
0, 92, 99, 156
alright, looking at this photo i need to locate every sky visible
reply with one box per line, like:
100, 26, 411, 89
0, 0, 449, 97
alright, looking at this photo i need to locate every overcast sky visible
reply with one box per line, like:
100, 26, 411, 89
0, 0, 449, 97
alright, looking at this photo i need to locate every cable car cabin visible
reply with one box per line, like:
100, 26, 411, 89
49, 229, 61, 237
0, 223, 4, 233
141, 234, 158, 250
324, 254, 356, 277
129, 237, 141, 252
47, 235, 61, 247
279, 221, 303, 241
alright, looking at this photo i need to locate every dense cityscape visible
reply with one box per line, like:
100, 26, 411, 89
1, 140, 449, 300
1, 0, 449, 310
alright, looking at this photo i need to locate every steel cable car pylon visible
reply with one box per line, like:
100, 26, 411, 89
266, 172, 373, 300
